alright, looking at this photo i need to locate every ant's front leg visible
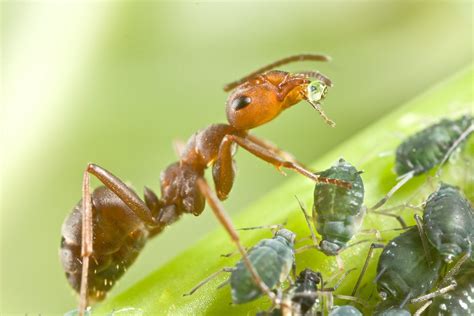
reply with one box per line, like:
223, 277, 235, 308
196, 178, 276, 303
222, 134, 351, 188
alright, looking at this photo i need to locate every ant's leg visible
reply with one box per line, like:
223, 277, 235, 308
369, 171, 415, 211
196, 178, 276, 302
85, 163, 155, 225
352, 243, 385, 296
183, 267, 235, 296
212, 134, 237, 201
223, 134, 351, 188
79, 170, 93, 316
246, 134, 306, 167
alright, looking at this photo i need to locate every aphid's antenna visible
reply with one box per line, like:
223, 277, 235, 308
295, 196, 320, 247
352, 243, 385, 296
370, 170, 415, 211
223, 54, 331, 92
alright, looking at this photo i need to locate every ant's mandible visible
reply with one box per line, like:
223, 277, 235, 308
59, 54, 350, 315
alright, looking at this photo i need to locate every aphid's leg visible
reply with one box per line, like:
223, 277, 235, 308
222, 134, 352, 189
435, 123, 474, 177
237, 223, 286, 232
440, 252, 470, 286
331, 268, 357, 291
359, 228, 383, 240
183, 267, 235, 296
196, 178, 276, 302
335, 256, 345, 271
369, 210, 408, 229
220, 247, 249, 258
414, 214, 433, 265
79, 170, 93, 316
351, 243, 385, 296
413, 301, 432, 316
410, 282, 456, 304
369, 170, 415, 211
296, 197, 320, 247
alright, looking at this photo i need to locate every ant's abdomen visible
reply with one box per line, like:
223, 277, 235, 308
60, 186, 149, 301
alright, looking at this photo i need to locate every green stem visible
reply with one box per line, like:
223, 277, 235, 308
95, 64, 473, 315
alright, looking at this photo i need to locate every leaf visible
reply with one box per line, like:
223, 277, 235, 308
94, 65, 473, 315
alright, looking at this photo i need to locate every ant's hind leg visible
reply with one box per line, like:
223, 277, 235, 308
85, 163, 155, 225
196, 178, 276, 303
79, 170, 93, 316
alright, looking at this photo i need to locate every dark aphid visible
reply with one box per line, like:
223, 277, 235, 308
375, 227, 442, 304
329, 305, 363, 316
427, 260, 474, 316
422, 182, 474, 262
259, 268, 364, 316
395, 115, 473, 176
184, 229, 296, 305
372, 115, 473, 210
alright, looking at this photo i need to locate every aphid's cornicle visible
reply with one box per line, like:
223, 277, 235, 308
60, 54, 352, 314
313, 158, 365, 255
427, 260, 474, 316
422, 183, 474, 263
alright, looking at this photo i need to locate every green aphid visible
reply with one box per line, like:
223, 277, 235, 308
230, 229, 296, 304
395, 115, 473, 176
329, 305, 363, 316
372, 115, 473, 211
423, 183, 474, 262
376, 227, 442, 304
313, 158, 365, 255
428, 260, 474, 316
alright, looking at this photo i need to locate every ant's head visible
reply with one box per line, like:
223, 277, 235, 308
224, 54, 335, 130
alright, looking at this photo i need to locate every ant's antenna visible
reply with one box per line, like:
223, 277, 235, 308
223, 54, 331, 92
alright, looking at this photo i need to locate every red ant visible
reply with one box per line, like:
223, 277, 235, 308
59, 54, 350, 315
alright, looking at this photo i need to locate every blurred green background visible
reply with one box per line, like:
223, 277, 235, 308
1, 1, 472, 314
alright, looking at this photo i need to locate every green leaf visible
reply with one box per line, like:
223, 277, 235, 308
95, 65, 473, 315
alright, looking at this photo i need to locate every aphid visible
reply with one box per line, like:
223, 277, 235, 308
421, 182, 474, 263
60, 54, 351, 314
427, 260, 474, 316
372, 300, 410, 316
299, 159, 397, 266
374, 227, 442, 307
371, 115, 473, 210
329, 305, 363, 316
184, 228, 296, 304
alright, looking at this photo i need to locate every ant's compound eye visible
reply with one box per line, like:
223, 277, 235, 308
231, 96, 252, 111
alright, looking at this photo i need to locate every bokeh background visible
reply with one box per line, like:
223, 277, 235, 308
1, 1, 472, 314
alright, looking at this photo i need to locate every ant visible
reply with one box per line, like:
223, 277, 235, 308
59, 54, 351, 315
